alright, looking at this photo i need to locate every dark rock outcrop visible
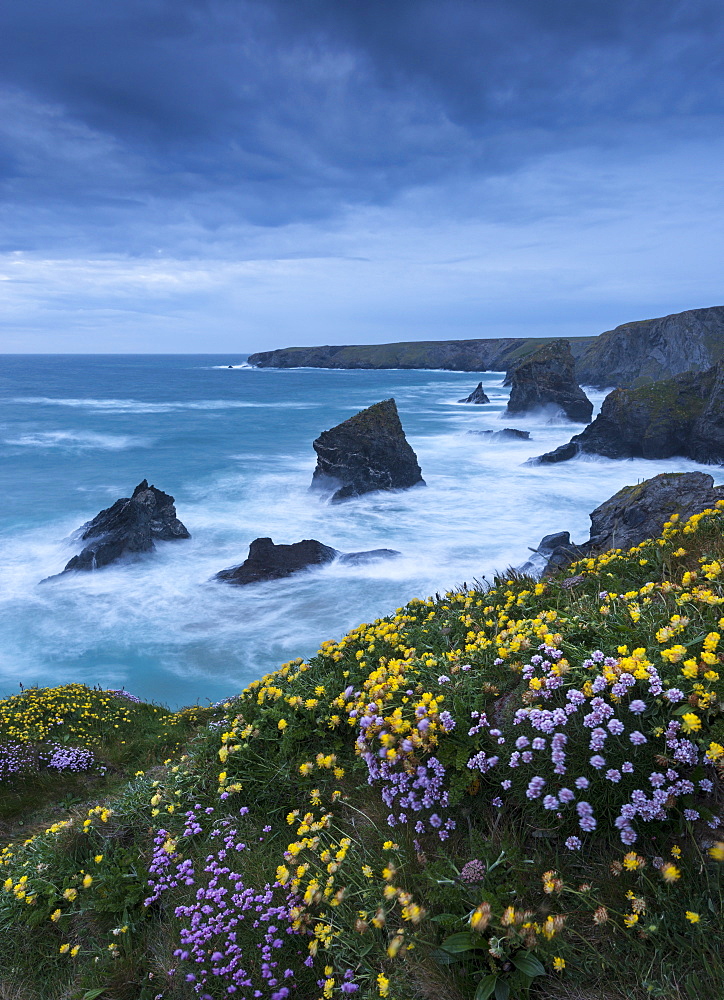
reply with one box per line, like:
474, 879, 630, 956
505, 339, 593, 423
248, 337, 595, 372
586, 472, 724, 554
311, 399, 424, 502
458, 382, 490, 404
468, 428, 530, 441
518, 531, 587, 577
62, 481, 190, 572
532, 362, 724, 465
215, 537, 400, 585
575, 305, 724, 388
524, 472, 724, 576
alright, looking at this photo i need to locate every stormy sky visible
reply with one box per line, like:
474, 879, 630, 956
1, 0, 723, 353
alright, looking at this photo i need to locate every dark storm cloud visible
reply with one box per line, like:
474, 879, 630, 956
0, 0, 723, 249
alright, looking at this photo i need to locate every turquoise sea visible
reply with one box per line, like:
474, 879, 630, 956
1, 354, 720, 708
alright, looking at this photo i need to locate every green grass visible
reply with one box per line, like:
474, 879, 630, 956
1, 502, 723, 999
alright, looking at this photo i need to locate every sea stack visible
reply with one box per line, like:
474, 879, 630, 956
311, 398, 424, 502
506, 339, 593, 422
61, 480, 190, 573
458, 382, 490, 404
532, 362, 724, 465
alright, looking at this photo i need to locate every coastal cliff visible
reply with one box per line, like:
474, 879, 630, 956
247, 304, 724, 388
575, 305, 724, 388
2, 488, 724, 999
248, 335, 594, 372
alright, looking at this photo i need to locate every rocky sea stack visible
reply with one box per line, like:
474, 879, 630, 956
534, 361, 724, 465
61, 480, 190, 573
523, 471, 724, 576
505, 339, 593, 422
311, 398, 424, 502
215, 537, 400, 585
458, 382, 490, 404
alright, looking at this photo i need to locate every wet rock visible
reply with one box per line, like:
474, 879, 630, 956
586, 472, 724, 554
61, 480, 190, 573
518, 530, 589, 577
506, 339, 593, 423
458, 382, 490, 404
311, 398, 424, 502
469, 428, 530, 441
532, 362, 724, 465
215, 538, 400, 585
522, 472, 724, 576
337, 549, 401, 566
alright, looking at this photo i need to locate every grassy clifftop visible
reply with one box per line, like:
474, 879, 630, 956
247, 338, 594, 372
1, 505, 724, 1000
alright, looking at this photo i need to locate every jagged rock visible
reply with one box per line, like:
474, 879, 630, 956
458, 382, 490, 404
62, 481, 190, 572
532, 362, 724, 465
215, 537, 400, 585
505, 339, 593, 422
518, 531, 588, 577
587, 472, 724, 553
575, 305, 724, 388
523, 472, 724, 576
311, 399, 424, 502
532, 440, 581, 464
468, 428, 530, 441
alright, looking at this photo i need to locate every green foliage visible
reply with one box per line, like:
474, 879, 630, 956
1, 503, 724, 998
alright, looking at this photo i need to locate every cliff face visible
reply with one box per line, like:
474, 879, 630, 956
575, 305, 724, 388
247, 305, 724, 387
533, 362, 724, 465
248, 337, 594, 372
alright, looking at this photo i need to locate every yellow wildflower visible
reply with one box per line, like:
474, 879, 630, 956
680, 712, 701, 734
661, 863, 681, 883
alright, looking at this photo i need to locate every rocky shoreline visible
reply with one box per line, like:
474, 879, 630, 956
248, 304, 724, 388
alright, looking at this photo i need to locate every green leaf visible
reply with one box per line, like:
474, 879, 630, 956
494, 979, 510, 1000
474, 975, 498, 1000
431, 948, 463, 966
512, 952, 546, 978
82, 990, 108, 1000
430, 912, 464, 925
440, 931, 486, 954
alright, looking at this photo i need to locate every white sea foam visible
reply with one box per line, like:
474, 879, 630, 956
11, 397, 320, 413
3, 430, 148, 450
3, 366, 723, 708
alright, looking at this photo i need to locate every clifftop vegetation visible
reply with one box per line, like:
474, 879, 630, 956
1, 503, 724, 1000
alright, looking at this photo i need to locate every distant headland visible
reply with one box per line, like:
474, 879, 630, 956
248, 304, 724, 389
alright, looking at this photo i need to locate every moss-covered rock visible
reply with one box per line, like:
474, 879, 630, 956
533, 362, 724, 464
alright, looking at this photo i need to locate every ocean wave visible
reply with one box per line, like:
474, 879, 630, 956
11, 397, 318, 413
3, 430, 148, 450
